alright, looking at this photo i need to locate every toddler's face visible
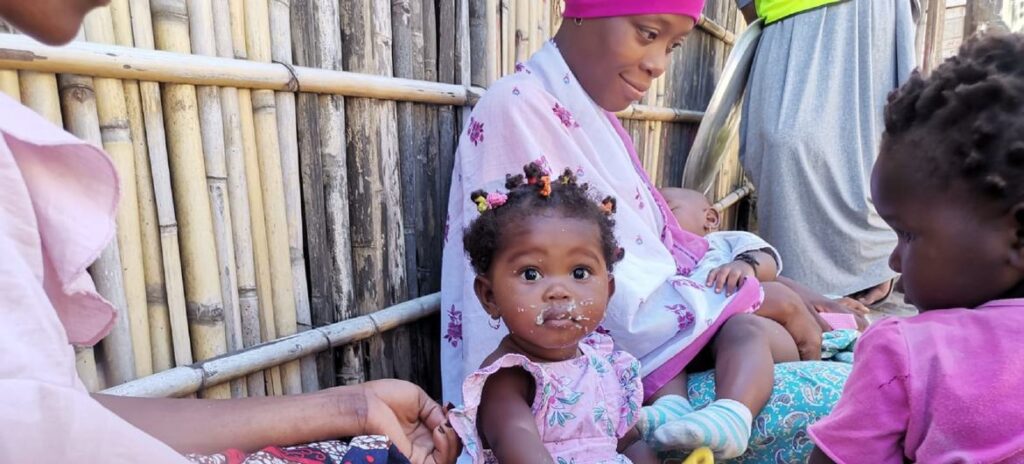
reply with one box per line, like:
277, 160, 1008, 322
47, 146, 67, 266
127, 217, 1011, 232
872, 149, 1019, 311
475, 214, 613, 362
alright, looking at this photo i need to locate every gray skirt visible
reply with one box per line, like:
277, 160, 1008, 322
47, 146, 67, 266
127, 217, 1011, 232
739, 0, 918, 296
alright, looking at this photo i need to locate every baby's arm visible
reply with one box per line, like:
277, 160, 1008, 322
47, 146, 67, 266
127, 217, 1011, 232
477, 367, 553, 464
707, 248, 780, 295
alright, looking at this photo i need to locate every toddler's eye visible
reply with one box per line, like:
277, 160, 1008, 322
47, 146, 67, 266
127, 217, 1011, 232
572, 267, 591, 280
522, 268, 542, 281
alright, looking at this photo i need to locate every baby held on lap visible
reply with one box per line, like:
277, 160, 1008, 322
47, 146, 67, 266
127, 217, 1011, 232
660, 187, 867, 334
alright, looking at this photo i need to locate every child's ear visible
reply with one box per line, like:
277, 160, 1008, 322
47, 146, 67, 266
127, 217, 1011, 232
705, 207, 721, 233
1009, 203, 1024, 271
607, 273, 616, 299
473, 275, 501, 318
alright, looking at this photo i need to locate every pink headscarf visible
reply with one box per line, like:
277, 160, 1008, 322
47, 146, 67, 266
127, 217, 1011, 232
563, 0, 704, 22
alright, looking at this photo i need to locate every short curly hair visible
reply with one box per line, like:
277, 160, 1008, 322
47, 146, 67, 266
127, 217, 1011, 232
463, 162, 624, 275
881, 33, 1024, 211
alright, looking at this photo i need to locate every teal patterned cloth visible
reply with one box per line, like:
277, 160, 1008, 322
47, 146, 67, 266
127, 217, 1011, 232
662, 361, 852, 464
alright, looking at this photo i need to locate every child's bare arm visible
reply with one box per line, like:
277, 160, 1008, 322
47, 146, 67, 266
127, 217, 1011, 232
809, 446, 837, 464
619, 427, 659, 464
478, 367, 553, 464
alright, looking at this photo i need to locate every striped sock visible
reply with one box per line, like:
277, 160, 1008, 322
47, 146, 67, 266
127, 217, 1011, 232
653, 399, 753, 459
637, 395, 695, 443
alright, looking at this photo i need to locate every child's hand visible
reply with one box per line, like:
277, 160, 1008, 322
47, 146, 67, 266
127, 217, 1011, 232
707, 261, 756, 295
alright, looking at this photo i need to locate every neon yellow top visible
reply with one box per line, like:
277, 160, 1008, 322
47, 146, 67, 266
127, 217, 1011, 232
756, 0, 844, 24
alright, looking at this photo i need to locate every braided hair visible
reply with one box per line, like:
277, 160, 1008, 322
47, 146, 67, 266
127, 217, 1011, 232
882, 33, 1024, 213
463, 162, 623, 275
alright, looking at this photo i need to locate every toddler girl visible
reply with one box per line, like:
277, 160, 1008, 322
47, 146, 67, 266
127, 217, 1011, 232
448, 163, 656, 463
808, 33, 1024, 463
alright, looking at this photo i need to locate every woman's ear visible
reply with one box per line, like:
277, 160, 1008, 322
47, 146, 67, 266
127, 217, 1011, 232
473, 275, 501, 318
705, 207, 722, 233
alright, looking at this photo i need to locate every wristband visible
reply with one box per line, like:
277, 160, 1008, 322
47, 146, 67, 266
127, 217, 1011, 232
734, 252, 760, 273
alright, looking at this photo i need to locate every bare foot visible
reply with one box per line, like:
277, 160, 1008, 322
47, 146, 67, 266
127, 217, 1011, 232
849, 278, 894, 306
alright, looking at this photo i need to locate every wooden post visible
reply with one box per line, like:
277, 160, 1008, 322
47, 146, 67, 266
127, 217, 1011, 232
128, 0, 193, 369
268, 0, 318, 393
187, 0, 247, 398
244, 0, 303, 396
213, 0, 267, 397
341, 0, 408, 381
291, 0, 352, 389
923, 0, 948, 74
59, 71, 137, 386
151, 0, 231, 399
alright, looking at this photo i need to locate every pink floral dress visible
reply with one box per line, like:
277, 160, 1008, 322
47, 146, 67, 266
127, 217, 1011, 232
449, 334, 642, 464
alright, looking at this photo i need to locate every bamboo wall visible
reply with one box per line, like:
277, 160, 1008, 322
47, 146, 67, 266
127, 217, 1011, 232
0, 0, 745, 399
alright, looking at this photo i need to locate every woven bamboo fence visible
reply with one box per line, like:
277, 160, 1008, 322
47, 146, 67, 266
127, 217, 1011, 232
0, 0, 748, 398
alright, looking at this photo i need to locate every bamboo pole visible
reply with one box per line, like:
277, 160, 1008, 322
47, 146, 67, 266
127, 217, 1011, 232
108, 0, 177, 374
923, 0, 947, 74
244, 0, 302, 396
213, 0, 267, 397
268, 0, 317, 393
59, 71, 137, 385
19, 70, 63, 125
150, 0, 231, 399
501, 0, 513, 75
231, 0, 283, 396
103, 293, 442, 399
238, 87, 283, 396
76, 347, 102, 392
127, 0, 192, 369
187, 0, 246, 398
514, 0, 529, 64
83, 6, 154, 380
0, 64, 18, 100
341, 0, 409, 381
0, 35, 705, 123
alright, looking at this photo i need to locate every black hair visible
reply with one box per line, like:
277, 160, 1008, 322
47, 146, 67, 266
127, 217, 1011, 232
882, 33, 1024, 213
463, 162, 624, 275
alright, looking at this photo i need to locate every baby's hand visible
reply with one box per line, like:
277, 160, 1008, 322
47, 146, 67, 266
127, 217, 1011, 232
707, 261, 756, 296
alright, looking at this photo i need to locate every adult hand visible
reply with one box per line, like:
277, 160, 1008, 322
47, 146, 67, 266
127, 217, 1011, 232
706, 261, 755, 296
357, 379, 460, 464
784, 308, 824, 361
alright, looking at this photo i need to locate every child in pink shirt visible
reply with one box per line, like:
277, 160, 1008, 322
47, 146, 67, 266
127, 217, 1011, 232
808, 33, 1024, 463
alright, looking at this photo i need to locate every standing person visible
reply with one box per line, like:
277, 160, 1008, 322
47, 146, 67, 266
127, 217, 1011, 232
441, 1, 850, 460
736, 0, 919, 303
0, 1, 458, 463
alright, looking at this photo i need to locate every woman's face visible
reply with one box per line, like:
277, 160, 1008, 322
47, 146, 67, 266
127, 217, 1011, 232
556, 14, 695, 112
0, 0, 109, 45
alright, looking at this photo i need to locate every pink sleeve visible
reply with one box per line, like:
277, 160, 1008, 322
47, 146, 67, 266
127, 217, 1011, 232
807, 318, 911, 464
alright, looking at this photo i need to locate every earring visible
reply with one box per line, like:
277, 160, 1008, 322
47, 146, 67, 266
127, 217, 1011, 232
488, 316, 501, 330
573, 17, 583, 26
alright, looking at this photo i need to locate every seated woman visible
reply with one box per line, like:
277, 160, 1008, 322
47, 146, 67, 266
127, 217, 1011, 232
0, 2, 457, 463
440, 0, 851, 461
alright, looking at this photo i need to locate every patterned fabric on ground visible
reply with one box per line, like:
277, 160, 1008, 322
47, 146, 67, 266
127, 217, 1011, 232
660, 362, 851, 464
449, 334, 642, 464
187, 435, 410, 464
821, 329, 859, 364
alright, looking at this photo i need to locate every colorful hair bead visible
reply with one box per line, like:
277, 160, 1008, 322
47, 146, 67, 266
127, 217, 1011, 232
486, 192, 508, 208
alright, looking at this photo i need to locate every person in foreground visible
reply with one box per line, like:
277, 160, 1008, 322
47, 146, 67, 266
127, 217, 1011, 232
448, 163, 656, 463
0, 1, 458, 463
808, 33, 1024, 464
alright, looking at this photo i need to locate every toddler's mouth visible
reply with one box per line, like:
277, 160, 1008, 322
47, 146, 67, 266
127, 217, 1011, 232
536, 302, 586, 326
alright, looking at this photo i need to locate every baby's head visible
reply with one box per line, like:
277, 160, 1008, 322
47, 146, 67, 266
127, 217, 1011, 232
874, 33, 1024, 311
464, 162, 624, 361
661, 187, 720, 237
